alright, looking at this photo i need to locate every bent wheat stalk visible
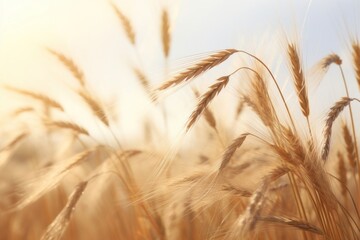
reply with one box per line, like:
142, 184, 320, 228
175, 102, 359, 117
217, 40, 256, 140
111, 2, 136, 45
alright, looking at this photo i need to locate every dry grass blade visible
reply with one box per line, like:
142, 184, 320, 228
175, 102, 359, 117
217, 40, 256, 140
111, 2, 135, 45
45, 120, 90, 136
11, 106, 34, 117
352, 41, 360, 90
161, 9, 171, 57
16, 148, 98, 209
41, 181, 88, 240
287, 43, 309, 117
219, 134, 248, 171
322, 97, 355, 160
186, 76, 229, 130
257, 216, 323, 235
1, 132, 28, 152
78, 91, 109, 126
343, 123, 356, 169
47, 49, 85, 86
4, 86, 64, 111
156, 49, 237, 91
337, 151, 347, 197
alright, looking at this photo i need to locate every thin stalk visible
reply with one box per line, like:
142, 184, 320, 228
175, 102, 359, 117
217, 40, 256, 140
288, 173, 309, 240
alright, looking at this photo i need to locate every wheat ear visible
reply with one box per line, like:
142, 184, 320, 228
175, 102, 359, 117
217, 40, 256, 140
41, 181, 88, 240
78, 91, 109, 126
322, 97, 356, 160
257, 216, 323, 235
111, 2, 135, 45
161, 9, 171, 58
45, 120, 89, 136
352, 41, 360, 90
337, 151, 347, 197
156, 49, 237, 91
342, 124, 356, 169
219, 134, 248, 171
321, 54, 342, 69
287, 43, 310, 117
4, 86, 64, 111
47, 48, 85, 86
186, 76, 229, 130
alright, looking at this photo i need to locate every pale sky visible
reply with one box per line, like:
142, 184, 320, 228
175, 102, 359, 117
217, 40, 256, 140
0, 0, 359, 142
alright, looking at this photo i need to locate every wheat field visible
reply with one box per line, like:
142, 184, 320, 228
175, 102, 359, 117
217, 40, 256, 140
0, 1, 360, 239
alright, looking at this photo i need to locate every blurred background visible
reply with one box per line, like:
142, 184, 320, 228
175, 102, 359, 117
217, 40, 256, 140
0, 0, 359, 142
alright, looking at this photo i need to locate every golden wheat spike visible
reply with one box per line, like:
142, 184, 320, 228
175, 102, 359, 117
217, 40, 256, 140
78, 90, 109, 126
111, 2, 136, 45
156, 49, 238, 91
161, 9, 171, 58
47, 48, 85, 87
187, 76, 229, 130
287, 43, 309, 117
41, 181, 88, 240
4, 85, 64, 111
322, 97, 355, 160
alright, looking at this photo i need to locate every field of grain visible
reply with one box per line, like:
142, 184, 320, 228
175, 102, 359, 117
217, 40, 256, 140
0, 1, 359, 239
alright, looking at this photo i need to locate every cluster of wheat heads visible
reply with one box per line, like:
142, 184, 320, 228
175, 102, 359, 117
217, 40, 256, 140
1, 2, 360, 240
